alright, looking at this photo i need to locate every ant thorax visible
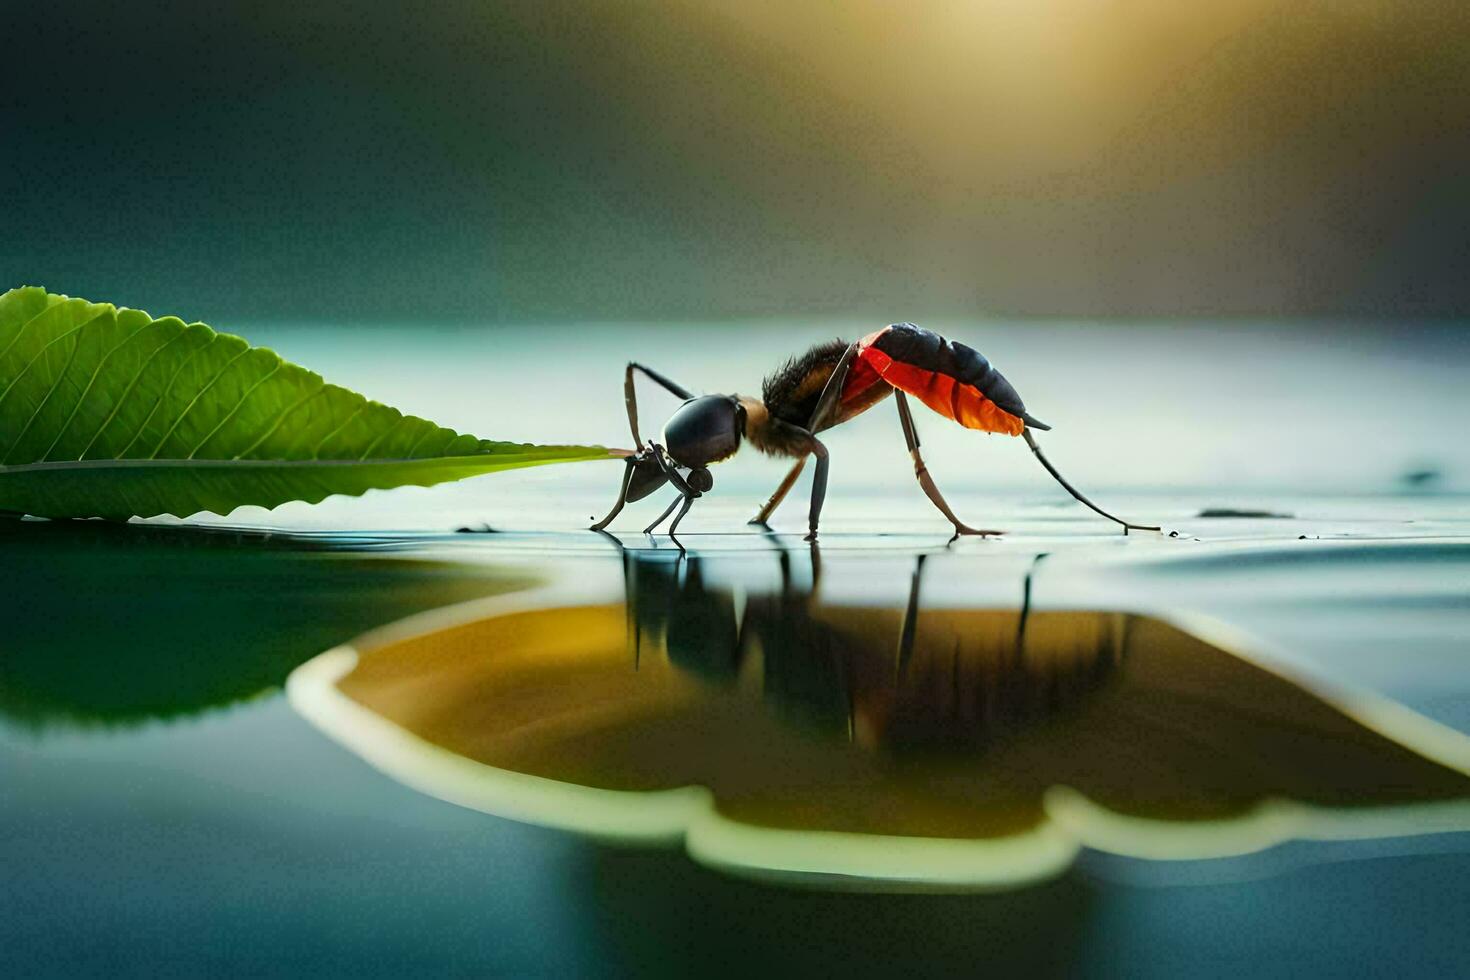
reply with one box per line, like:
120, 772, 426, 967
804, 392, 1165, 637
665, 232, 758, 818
738, 396, 813, 459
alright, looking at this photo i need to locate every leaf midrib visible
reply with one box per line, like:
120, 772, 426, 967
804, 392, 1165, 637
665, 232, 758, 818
0, 452, 603, 474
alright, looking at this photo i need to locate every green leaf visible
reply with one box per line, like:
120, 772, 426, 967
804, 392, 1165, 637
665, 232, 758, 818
0, 286, 617, 520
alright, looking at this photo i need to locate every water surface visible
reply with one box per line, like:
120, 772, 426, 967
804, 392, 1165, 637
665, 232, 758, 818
4, 318, 1470, 975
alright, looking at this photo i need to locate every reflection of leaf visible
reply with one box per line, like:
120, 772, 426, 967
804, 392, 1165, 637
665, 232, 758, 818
290, 591, 1470, 891
0, 287, 616, 520
0, 518, 530, 726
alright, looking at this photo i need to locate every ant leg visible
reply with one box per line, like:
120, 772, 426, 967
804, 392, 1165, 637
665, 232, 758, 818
805, 341, 860, 433
643, 492, 685, 534
803, 438, 829, 542
667, 493, 696, 536
748, 457, 806, 526
740, 340, 858, 531
597, 365, 690, 534
1020, 429, 1160, 534
749, 341, 853, 531
623, 362, 694, 446
591, 458, 637, 530
895, 391, 1002, 539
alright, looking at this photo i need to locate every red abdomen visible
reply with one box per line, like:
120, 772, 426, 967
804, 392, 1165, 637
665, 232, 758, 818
840, 323, 1046, 435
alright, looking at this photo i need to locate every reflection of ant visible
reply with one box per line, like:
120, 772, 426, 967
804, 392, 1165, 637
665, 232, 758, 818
599, 536, 1125, 752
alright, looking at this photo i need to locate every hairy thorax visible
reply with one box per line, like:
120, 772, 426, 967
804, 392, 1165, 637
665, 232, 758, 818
738, 397, 812, 459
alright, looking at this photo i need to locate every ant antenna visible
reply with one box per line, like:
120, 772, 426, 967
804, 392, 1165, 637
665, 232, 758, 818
1021, 429, 1160, 534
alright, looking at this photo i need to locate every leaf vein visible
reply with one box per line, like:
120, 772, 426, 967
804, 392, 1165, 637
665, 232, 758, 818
356, 415, 403, 460
402, 424, 437, 459
39, 316, 155, 462
186, 360, 283, 459
310, 401, 368, 459
148, 346, 252, 459
0, 299, 66, 364
0, 312, 103, 409
117, 337, 217, 459
232, 381, 327, 459
1, 328, 87, 463
77, 329, 191, 460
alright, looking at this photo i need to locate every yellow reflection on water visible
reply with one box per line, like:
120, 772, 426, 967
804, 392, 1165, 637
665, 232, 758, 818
289, 565, 1470, 890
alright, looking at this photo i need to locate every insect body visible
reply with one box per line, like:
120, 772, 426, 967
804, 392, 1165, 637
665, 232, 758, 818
592, 323, 1156, 540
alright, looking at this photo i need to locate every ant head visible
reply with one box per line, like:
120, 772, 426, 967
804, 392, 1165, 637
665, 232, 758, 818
662, 395, 744, 471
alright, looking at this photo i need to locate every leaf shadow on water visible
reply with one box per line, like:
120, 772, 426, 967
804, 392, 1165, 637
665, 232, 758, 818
0, 516, 532, 727
292, 541, 1470, 892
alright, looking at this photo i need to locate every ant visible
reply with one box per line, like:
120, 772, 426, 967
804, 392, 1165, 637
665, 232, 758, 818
591, 322, 1158, 541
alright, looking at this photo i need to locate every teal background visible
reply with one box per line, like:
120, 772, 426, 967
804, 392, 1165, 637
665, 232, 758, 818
5, 1, 1470, 322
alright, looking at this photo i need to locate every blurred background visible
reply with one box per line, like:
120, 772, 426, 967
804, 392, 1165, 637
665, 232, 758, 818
3, 0, 1467, 505
6, 0, 1468, 322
